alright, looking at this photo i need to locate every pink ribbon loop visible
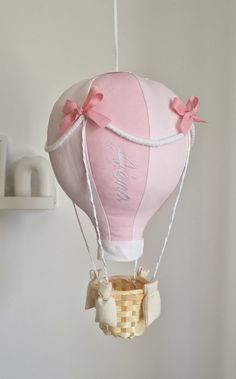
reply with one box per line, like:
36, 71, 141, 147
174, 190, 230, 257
59, 86, 111, 135
171, 96, 206, 135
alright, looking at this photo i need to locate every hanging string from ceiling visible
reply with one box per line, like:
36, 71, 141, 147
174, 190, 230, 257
113, 0, 119, 72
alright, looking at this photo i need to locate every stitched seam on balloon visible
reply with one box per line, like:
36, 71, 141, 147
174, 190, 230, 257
130, 73, 150, 241
84, 74, 111, 241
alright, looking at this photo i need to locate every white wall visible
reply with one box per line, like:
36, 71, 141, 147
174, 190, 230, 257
0, 1, 235, 378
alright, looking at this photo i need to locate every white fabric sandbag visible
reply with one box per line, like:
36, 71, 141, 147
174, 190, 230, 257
143, 281, 161, 326
95, 280, 117, 328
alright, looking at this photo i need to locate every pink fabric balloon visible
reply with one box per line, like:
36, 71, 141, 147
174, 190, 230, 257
46, 72, 196, 262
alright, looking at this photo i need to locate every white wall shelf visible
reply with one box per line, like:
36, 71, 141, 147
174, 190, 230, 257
0, 196, 55, 210
0, 136, 56, 210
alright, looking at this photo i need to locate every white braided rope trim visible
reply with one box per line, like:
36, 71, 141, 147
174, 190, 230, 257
45, 115, 195, 153
152, 133, 192, 280
45, 116, 85, 153
108, 123, 187, 147
81, 121, 109, 280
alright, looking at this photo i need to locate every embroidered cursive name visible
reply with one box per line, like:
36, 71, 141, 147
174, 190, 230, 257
107, 143, 136, 201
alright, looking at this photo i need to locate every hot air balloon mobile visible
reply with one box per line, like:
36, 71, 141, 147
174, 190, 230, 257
45, 72, 205, 338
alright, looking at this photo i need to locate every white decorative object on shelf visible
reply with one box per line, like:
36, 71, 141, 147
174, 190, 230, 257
0, 136, 56, 210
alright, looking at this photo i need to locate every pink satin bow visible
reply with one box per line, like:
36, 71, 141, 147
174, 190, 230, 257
171, 96, 206, 135
59, 86, 111, 135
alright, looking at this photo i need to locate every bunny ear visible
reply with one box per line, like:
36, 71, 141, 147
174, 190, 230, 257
137, 266, 150, 279
89, 270, 97, 280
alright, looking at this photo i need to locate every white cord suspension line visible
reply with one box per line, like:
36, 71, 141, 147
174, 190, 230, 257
113, 0, 119, 71
81, 121, 109, 281
152, 134, 192, 280
72, 201, 98, 273
45, 119, 193, 281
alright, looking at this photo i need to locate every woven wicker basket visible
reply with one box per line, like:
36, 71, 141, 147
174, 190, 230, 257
99, 275, 148, 339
